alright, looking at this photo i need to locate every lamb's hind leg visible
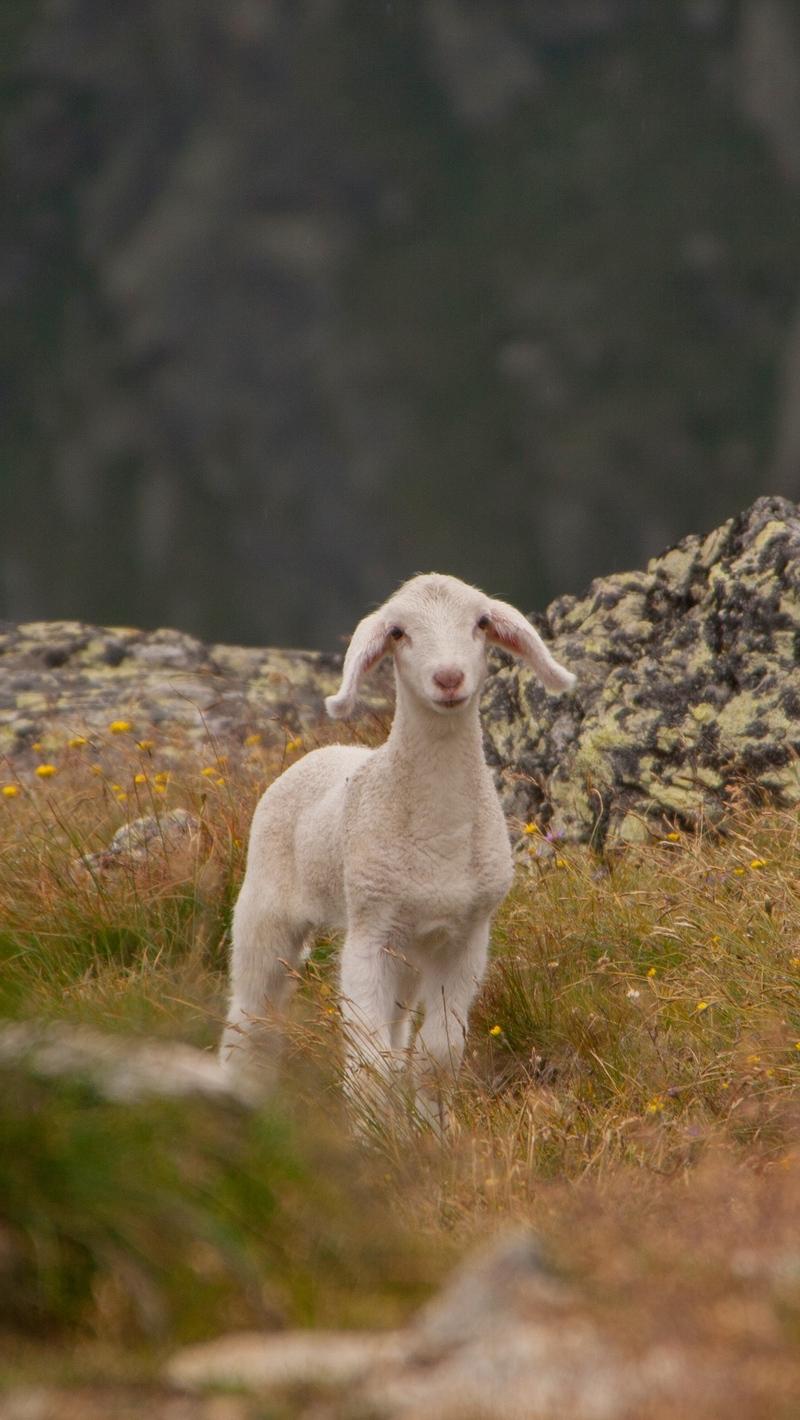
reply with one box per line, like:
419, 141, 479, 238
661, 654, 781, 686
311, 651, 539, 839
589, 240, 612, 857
220, 883, 309, 1094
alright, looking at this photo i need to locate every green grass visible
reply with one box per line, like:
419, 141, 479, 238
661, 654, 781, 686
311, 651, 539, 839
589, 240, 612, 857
0, 1070, 432, 1344
1, 727, 800, 1407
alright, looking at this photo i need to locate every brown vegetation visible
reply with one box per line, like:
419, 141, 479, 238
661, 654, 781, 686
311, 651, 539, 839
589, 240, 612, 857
1, 721, 799, 1414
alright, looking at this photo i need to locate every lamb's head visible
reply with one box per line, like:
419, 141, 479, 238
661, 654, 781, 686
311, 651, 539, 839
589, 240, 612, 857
325, 573, 576, 721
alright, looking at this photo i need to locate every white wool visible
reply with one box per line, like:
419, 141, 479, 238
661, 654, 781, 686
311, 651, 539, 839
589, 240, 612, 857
220, 573, 575, 1127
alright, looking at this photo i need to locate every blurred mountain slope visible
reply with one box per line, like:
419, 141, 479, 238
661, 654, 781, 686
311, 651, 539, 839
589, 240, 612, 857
2, 0, 800, 646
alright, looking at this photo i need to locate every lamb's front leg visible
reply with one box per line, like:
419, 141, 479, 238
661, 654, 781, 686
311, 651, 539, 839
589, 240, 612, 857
339, 929, 417, 1123
412, 921, 490, 1132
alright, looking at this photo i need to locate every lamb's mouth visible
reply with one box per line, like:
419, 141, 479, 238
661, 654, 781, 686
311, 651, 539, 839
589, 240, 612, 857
433, 694, 468, 709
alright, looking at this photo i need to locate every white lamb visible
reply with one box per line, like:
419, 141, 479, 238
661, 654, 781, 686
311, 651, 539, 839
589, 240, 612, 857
220, 573, 575, 1125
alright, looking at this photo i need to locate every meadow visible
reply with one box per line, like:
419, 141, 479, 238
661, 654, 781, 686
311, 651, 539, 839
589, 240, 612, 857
2, 719, 800, 1413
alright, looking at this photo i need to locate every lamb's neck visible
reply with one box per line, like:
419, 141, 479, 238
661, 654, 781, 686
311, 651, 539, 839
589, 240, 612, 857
382, 690, 488, 818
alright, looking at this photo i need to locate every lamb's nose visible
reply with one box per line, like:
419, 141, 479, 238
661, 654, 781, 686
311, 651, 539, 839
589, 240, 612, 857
433, 667, 465, 691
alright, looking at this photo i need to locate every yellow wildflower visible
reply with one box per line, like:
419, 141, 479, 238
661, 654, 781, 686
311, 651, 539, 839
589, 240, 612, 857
286, 736, 303, 754
153, 783, 166, 795
489, 1024, 503, 1037
31, 742, 43, 753
663, 831, 680, 842
794, 1042, 800, 1052
108, 720, 132, 734
154, 771, 169, 784
68, 736, 87, 749
136, 739, 154, 752
695, 1000, 709, 1014
201, 766, 216, 777
733, 867, 745, 876
745, 1054, 761, 1067
116, 791, 128, 802
2, 785, 19, 798
749, 858, 768, 870
523, 821, 539, 835
215, 777, 226, 787
790, 958, 800, 969
645, 1094, 665, 1114
35, 764, 56, 778
647, 966, 657, 978
244, 732, 262, 746
555, 857, 568, 869
133, 773, 147, 785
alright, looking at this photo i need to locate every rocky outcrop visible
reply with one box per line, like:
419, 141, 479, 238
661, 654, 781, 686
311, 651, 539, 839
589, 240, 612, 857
165, 1229, 719, 1418
2, 499, 799, 844
0, 620, 393, 761
7, 1215, 800, 1417
494, 494, 800, 842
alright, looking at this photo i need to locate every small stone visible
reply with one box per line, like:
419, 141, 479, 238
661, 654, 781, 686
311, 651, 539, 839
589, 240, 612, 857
72, 809, 207, 877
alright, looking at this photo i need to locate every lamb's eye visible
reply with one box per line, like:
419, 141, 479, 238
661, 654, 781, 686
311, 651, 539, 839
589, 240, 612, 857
389, 626, 404, 641
477, 614, 490, 631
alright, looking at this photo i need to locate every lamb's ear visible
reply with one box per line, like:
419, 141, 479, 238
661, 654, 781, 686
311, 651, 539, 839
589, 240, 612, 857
325, 610, 390, 720
485, 598, 576, 694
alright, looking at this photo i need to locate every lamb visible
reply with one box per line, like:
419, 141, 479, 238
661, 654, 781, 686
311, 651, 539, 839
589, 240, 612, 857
219, 573, 575, 1126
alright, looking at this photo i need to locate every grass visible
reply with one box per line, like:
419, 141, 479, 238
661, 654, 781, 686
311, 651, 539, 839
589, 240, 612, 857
1, 722, 800, 1409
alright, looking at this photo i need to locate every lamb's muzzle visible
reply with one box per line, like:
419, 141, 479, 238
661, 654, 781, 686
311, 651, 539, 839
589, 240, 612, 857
220, 573, 575, 1129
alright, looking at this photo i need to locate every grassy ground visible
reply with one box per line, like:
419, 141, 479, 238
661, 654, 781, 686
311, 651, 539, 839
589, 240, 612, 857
1, 723, 800, 1412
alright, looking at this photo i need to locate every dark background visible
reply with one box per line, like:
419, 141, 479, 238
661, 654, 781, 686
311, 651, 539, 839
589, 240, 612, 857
2, 0, 800, 650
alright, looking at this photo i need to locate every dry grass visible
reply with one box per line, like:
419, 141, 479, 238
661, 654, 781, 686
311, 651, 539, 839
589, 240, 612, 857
1, 722, 800, 1408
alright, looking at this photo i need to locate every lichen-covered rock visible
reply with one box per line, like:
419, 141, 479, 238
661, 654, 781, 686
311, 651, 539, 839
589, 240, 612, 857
0, 620, 392, 764
2, 498, 799, 844
485, 495, 800, 842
